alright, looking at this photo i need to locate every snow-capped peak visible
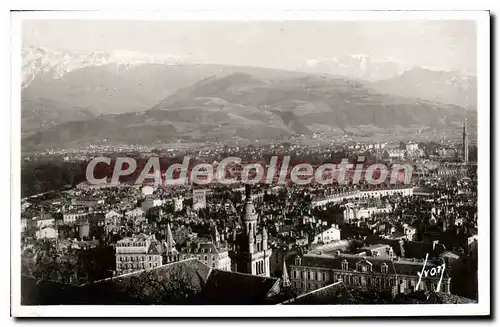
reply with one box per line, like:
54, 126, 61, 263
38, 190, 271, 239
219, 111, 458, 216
22, 46, 189, 88
301, 54, 408, 81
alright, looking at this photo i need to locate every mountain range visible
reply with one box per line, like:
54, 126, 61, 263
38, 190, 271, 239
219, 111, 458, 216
21, 47, 477, 149
22, 46, 188, 88
371, 68, 477, 108
23, 71, 476, 150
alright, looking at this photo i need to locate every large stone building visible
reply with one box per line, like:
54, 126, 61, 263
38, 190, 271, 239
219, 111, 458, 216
289, 253, 451, 295
115, 234, 163, 276
179, 229, 232, 271
229, 185, 272, 277
311, 225, 341, 244
342, 202, 393, 223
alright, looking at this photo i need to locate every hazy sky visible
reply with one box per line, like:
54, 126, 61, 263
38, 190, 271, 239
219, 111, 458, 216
23, 20, 477, 73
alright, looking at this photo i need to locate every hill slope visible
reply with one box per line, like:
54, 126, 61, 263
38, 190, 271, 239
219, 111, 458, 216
23, 73, 476, 150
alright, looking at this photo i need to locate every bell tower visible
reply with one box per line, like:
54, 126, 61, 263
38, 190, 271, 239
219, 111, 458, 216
232, 184, 272, 277
243, 184, 258, 253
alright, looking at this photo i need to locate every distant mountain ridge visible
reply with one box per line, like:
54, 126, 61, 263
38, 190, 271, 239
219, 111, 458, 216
300, 55, 408, 81
371, 67, 477, 108
22, 49, 309, 134
21, 47, 477, 142
23, 72, 476, 150
22, 46, 188, 88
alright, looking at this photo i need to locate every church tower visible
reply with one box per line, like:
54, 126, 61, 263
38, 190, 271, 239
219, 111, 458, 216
463, 118, 469, 163
230, 185, 272, 277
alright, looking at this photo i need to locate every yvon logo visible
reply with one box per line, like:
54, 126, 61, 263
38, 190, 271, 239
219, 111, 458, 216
416, 253, 446, 292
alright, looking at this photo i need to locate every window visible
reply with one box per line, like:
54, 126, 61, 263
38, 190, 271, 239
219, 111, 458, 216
381, 263, 388, 274
204, 255, 208, 261
341, 260, 348, 271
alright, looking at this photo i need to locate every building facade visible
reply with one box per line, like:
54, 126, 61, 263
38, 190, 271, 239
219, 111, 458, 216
290, 253, 451, 295
180, 240, 232, 271
115, 234, 163, 275
311, 225, 341, 244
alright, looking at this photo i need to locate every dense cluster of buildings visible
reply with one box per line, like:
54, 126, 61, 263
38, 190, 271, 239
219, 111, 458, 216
20, 125, 478, 305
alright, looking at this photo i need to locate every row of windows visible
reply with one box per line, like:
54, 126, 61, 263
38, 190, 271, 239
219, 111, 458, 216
294, 266, 393, 283
292, 270, 328, 281
341, 261, 389, 273
117, 242, 147, 247
180, 254, 217, 261
336, 273, 415, 290
255, 260, 265, 275
118, 255, 160, 262
117, 262, 160, 270
293, 281, 321, 291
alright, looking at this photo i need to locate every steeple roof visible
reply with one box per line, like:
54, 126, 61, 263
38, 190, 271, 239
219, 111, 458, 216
165, 221, 176, 251
282, 261, 291, 287
243, 185, 258, 222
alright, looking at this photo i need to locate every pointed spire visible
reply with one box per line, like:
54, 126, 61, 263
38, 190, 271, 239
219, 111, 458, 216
165, 221, 175, 251
212, 223, 220, 245
282, 261, 291, 287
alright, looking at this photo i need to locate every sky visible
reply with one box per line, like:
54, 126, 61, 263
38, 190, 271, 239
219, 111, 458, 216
23, 20, 477, 74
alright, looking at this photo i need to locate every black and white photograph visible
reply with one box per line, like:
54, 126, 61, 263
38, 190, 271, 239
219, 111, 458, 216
9, 10, 490, 317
